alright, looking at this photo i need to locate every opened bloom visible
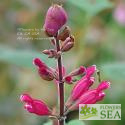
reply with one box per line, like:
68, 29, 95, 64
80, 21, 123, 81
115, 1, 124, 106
44, 4, 68, 36
66, 65, 96, 106
20, 94, 51, 116
68, 81, 110, 110
66, 65, 110, 110
66, 77, 95, 107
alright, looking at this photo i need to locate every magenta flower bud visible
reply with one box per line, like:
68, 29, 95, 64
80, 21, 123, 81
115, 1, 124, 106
65, 76, 95, 108
69, 89, 98, 110
44, 4, 68, 36
24, 104, 34, 113
86, 65, 96, 77
71, 77, 95, 101
33, 58, 56, 81
69, 81, 111, 110
69, 90, 106, 110
88, 77, 95, 86
97, 81, 110, 91
20, 94, 51, 116
96, 92, 105, 102
38, 67, 54, 81
33, 58, 46, 68
78, 66, 86, 75
64, 76, 73, 84
20, 94, 33, 103
61, 35, 75, 52
69, 66, 86, 76
57, 26, 71, 41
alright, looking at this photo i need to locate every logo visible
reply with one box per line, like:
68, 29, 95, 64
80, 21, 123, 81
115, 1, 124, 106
79, 104, 121, 120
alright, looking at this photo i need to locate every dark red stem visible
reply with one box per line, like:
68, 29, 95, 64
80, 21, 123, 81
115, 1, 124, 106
55, 36, 65, 125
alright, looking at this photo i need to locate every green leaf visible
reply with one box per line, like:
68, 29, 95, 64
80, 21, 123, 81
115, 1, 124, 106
100, 63, 125, 81
68, 0, 113, 16
0, 46, 54, 69
67, 120, 85, 125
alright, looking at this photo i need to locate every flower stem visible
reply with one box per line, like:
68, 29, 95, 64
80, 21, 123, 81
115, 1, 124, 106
55, 36, 65, 125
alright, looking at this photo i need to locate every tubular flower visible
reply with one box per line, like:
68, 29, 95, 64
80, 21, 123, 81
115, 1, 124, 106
65, 65, 97, 107
68, 81, 110, 110
68, 66, 86, 77
44, 4, 68, 36
33, 58, 56, 81
66, 76, 95, 107
20, 94, 51, 116
86, 65, 96, 78
61, 35, 75, 52
33, 58, 47, 68
97, 81, 111, 91
64, 76, 73, 84
71, 77, 95, 101
64, 66, 86, 84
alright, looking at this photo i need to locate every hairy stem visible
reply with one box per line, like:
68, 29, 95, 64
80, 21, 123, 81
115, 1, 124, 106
55, 36, 65, 125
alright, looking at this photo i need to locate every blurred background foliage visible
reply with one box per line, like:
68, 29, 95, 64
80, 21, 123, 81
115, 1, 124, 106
0, 0, 125, 125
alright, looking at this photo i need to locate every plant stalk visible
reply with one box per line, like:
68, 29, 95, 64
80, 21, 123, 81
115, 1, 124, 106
55, 36, 65, 125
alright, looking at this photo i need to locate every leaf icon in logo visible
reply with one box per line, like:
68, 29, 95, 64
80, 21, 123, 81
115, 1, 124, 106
91, 107, 98, 115
80, 105, 90, 116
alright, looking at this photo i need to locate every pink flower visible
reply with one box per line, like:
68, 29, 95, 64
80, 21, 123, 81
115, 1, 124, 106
33, 58, 55, 81
61, 35, 74, 52
64, 66, 86, 84
97, 81, 110, 91
33, 58, 47, 68
20, 94, 51, 116
64, 76, 73, 84
96, 92, 105, 102
65, 77, 94, 107
86, 65, 96, 77
114, 3, 125, 26
68, 80, 110, 110
71, 77, 95, 101
38, 67, 55, 81
68, 66, 86, 77
44, 4, 68, 36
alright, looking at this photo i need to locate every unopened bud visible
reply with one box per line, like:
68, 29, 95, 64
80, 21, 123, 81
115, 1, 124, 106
44, 4, 68, 36
69, 66, 86, 76
42, 50, 50, 55
57, 26, 71, 41
64, 76, 73, 84
42, 49, 61, 59
48, 50, 57, 58
33, 58, 47, 68
38, 67, 55, 81
61, 35, 75, 52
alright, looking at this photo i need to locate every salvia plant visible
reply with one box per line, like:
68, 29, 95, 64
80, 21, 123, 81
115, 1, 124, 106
20, 4, 110, 125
